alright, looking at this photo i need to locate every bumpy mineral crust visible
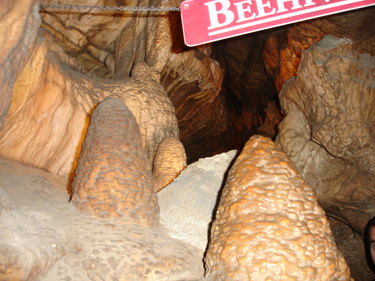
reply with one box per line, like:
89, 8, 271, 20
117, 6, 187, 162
71, 98, 159, 228
204, 135, 351, 280
276, 35, 375, 235
153, 137, 187, 192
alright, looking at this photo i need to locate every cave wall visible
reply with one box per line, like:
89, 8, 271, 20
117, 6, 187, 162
262, 8, 375, 92
0, 26, 179, 182
1, 0, 375, 279
0, 0, 40, 130
40, 0, 230, 163
276, 35, 375, 235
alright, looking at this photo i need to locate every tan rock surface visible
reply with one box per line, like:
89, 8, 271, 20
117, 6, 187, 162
0, 0, 40, 129
0, 159, 69, 281
71, 98, 159, 226
205, 135, 351, 280
0, 157, 204, 281
40, 0, 231, 163
276, 35, 375, 236
0, 27, 178, 181
262, 7, 375, 92
153, 137, 187, 192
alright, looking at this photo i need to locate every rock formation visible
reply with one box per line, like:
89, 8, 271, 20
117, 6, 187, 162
205, 135, 351, 280
0, 0, 40, 130
276, 35, 375, 237
211, 32, 281, 143
262, 7, 375, 92
0, 157, 204, 281
40, 0, 229, 163
152, 137, 187, 192
158, 150, 238, 251
0, 26, 179, 182
71, 98, 159, 225
1, 0, 375, 279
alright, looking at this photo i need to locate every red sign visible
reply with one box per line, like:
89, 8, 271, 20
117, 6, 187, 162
180, 0, 375, 46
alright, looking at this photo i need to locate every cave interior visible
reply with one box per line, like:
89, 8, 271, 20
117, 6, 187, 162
0, 0, 375, 280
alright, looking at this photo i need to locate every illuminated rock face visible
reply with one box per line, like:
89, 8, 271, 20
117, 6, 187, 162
40, 0, 229, 163
276, 35, 375, 235
71, 98, 159, 226
205, 135, 351, 280
0, 28, 179, 181
0, 0, 372, 279
0, 0, 40, 130
152, 137, 187, 192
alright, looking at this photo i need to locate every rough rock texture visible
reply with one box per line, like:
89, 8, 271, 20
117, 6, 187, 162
0, 158, 204, 281
158, 150, 237, 251
113, 62, 179, 166
276, 35, 375, 236
327, 216, 375, 279
40, 0, 231, 163
257, 100, 283, 138
0, 25, 178, 181
0, 160, 68, 281
205, 136, 351, 280
153, 137, 187, 192
212, 32, 280, 141
0, 0, 40, 130
160, 45, 229, 163
71, 98, 158, 226
262, 7, 375, 92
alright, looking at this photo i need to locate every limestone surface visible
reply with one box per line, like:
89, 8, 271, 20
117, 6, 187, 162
0, 27, 179, 181
71, 98, 158, 226
40, 0, 230, 163
0, 158, 204, 281
205, 136, 351, 280
276, 35, 375, 236
158, 150, 237, 251
0, 159, 69, 280
262, 7, 375, 92
153, 137, 187, 192
0, 0, 39, 129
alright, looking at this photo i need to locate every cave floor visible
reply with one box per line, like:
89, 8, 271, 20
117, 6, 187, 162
0, 157, 204, 281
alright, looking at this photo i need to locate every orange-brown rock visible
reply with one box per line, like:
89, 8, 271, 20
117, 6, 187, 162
262, 7, 375, 91
153, 137, 187, 192
0, 27, 178, 181
40, 0, 231, 163
0, 0, 40, 129
276, 35, 375, 237
205, 135, 351, 280
71, 98, 159, 227
256, 100, 283, 138
160, 45, 229, 163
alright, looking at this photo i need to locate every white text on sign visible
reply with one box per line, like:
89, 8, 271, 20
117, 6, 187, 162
205, 0, 318, 30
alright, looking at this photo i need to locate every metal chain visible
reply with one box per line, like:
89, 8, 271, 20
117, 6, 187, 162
40, 4, 180, 12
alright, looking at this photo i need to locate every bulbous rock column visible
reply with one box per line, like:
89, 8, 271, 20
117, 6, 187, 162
152, 137, 187, 192
71, 97, 159, 228
204, 135, 351, 280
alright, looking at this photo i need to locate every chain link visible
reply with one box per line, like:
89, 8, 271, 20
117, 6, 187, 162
40, 4, 180, 12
